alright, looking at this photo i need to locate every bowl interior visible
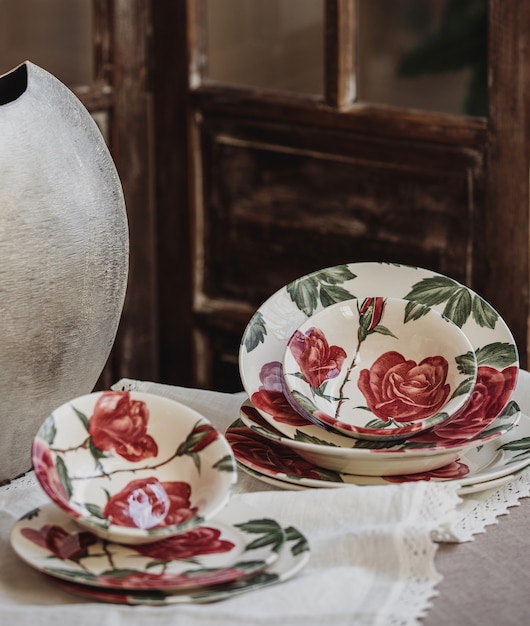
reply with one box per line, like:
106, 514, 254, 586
32, 390, 237, 543
282, 297, 478, 440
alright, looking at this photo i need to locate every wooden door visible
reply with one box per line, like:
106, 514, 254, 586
150, 0, 530, 392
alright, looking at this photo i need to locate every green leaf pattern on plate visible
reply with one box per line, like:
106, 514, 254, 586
403, 275, 503, 332
286, 266, 357, 317
243, 311, 268, 354
235, 518, 284, 552
37, 513, 289, 588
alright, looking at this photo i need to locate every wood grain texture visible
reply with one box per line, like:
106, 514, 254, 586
109, 0, 158, 383
477, 1, 530, 370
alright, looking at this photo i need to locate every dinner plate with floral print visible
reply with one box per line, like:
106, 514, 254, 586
40, 524, 310, 605
239, 262, 518, 446
226, 413, 530, 491
236, 460, 519, 497
282, 297, 477, 441
10, 499, 285, 591
239, 399, 521, 476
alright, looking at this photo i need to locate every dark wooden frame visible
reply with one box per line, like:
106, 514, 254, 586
479, 1, 530, 372
177, 0, 523, 392
97, 0, 530, 390
80, 0, 158, 388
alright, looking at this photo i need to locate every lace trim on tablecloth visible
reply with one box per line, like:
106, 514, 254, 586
358, 483, 457, 626
378, 531, 441, 626
441, 467, 530, 542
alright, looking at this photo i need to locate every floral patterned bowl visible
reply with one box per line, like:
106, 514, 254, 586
32, 390, 237, 544
240, 262, 519, 448
282, 297, 478, 441
238, 398, 520, 476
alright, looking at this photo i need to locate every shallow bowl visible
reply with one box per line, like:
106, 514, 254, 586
239, 262, 519, 448
282, 296, 478, 441
32, 390, 237, 544
239, 399, 520, 476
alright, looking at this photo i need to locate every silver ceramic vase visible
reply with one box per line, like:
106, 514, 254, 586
0, 61, 129, 482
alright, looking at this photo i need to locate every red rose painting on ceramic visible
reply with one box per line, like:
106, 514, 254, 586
132, 525, 234, 560
226, 424, 327, 480
31, 438, 71, 508
21, 524, 97, 561
357, 351, 450, 423
102, 477, 198, 529
418, 365, 518, 444
251, 361, 309, 427
288, 327, 347, 388
383, 459, 469, 483
88, 391, 158, 462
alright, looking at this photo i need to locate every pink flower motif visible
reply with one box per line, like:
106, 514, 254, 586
97, 571, 176, 589
416, 365, 519, 444
289, 327, 347, 388
31, 438, 70, 507
357, 351, 450, 422
88, 391, 158, 462
383, 459, 469, 483
21, 524, 97, 560
251, 361, 308, 426
132, 525, 235, 560
226, 425, 322, 479
103, 477, 198, 529
97, 566, 243, 589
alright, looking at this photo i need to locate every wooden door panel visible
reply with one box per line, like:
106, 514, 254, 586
153, 1, 530, 390
198, 116, 482, 311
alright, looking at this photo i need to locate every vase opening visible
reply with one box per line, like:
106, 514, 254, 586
0, 63, 28, 105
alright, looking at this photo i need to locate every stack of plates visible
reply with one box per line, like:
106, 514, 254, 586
9, 391, 311, 604
10, 499, 310, 605
233, 262, 529, 494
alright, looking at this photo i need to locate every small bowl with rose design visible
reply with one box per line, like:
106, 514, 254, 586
282, 297, 478, 441
31, 390, 237, 544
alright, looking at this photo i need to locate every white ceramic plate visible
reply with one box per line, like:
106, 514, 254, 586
240, 263, 518, 446
41, 524, 310, 605
10, 499, 284, 591
226, 413, 530, 490
283, 297, 477, 440
239, 399, 520, 476
236, 460, 519, 497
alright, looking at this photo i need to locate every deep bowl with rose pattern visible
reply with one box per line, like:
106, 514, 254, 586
31, 390, 237, 544
282, 296, 478, 441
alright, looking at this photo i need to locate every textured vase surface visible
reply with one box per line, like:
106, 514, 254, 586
0, 61, 129, 482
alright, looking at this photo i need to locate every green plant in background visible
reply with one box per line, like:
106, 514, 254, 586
398, 0, 487, 117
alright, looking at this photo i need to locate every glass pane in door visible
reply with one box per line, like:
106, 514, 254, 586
0, 0, 93, 88
205, 0, 324, 95
357, 0, 487, 116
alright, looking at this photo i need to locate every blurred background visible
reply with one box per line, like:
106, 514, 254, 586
2, 0, 527, 393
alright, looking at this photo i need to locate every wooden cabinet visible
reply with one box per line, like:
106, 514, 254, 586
9, 1, 527, 393
146, 0, 530, 392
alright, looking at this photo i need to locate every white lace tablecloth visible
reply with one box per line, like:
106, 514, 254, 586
1, 372, 530, 626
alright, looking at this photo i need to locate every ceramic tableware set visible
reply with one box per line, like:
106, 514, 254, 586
231, 262, 529, 494
10, 390, 310, 604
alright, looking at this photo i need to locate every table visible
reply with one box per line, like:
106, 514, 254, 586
428, 498, 530, 625
2, 373, 530, 626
